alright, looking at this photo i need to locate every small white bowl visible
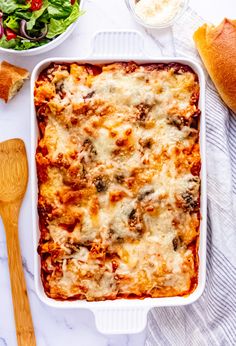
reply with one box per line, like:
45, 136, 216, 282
0, 0, 84, 56
125, 0, 189, 29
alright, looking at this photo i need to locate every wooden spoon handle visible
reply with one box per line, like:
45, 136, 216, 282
1, 202, 36, 346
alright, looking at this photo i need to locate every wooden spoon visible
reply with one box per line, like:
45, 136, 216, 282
0, 139, 36, 346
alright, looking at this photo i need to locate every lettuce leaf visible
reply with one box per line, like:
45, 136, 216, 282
0, 35, 19, 48
14, 38, 50, 50
46, 1, 81, 39
12, 10, 32, 21
0, 35, 50, 50
27, 0, 49, 30
48, 0, 73, 19
4, 15, 20, 31
0, 0, 29, 14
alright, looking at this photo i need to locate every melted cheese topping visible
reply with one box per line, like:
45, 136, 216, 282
35, 62, 201, 301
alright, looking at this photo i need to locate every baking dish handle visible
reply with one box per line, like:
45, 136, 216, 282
90, 30, 146, 59
92, 307, 149, 334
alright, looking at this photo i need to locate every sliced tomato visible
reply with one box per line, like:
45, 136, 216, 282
5, 28, 17, 40
31, 0, 43, 11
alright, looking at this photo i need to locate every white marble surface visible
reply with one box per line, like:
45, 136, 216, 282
0, 0, 235, 345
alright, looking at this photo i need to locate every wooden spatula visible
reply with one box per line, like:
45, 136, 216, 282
0, 139, 36, 346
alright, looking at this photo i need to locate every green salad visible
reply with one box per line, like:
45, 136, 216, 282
0, 0, 82, 50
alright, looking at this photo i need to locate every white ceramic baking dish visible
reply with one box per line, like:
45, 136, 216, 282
30, 31, 207, 335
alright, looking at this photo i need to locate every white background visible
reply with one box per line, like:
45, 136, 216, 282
0, 0, 235, 345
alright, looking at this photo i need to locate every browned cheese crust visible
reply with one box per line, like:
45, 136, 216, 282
34, 62, 201, 301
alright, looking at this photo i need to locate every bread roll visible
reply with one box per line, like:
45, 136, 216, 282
0, 61, 29, 103
193, 19, 236, 113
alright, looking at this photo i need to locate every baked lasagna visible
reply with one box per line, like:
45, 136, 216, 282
34, 61, 201, 301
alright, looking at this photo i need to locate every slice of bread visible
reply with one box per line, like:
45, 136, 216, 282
0, 61, 29, 103
193, 19, 236, 113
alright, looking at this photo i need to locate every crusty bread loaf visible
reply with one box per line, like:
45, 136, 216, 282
193, 19, 236, 113
0, 61, 29, 103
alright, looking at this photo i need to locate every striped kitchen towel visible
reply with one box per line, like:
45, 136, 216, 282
146, 7, 236, 346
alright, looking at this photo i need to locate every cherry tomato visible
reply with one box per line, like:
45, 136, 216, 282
71, 0, 76, 4
31, 0, 43, 11
5, 28, 17, 40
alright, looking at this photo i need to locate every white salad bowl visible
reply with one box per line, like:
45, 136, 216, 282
0, 0, 84, 56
